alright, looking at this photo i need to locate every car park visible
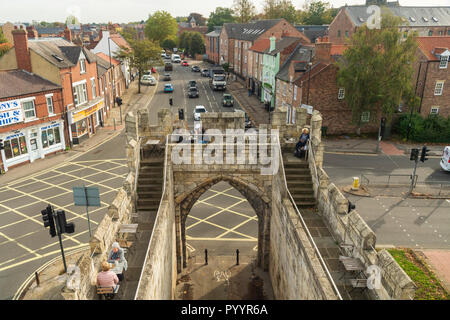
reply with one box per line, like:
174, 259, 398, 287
201, 69, 209, 77
440, 146, 450, 171
140, 75, 156, 86
191, 65, 200, 72
188, 87, 199, 98
222, 94, 234, 107
164, 84, 174, 93
182, 61, 189, 66
163, 73, 171, 81
193, 105, 207, 121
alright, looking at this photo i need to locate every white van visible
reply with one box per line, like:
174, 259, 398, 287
172, 54, 181, 63
440, 146, 450, 171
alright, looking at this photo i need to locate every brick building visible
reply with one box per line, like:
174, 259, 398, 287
205, 27, 221, 65
0, 70, 64, 172
96, 52, 126, 110
329, 5, 450, 45
414, 36, 450, 117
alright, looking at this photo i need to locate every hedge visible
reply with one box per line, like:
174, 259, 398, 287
393, 113, 450, 143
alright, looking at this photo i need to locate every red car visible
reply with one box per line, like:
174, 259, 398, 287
151, 67, 156, 73
182, 61, 189, 66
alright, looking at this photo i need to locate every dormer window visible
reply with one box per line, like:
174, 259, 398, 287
80, 59, 86, 73
440, 55, 449, 69
409, 17, 416, 23
432, 17, 439, 22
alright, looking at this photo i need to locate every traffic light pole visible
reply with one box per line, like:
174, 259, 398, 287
53, 210, 67, 272
409, 157, 418, 195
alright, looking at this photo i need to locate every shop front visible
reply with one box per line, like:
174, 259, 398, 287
0, 120, 65, 172
68, 98, 104, 145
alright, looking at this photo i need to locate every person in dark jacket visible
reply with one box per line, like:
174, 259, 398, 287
295, 128, 310, 158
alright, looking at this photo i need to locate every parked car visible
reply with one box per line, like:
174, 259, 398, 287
440, 146, 450, 171
188, 87, 199, 98
164, 84, 174, 93
164, 62, 173, 71
201, 69, 209, 77
173, 58, 181, 63
193, 105, 207, 121
222, 94, 234, 107
163, 73, 171, 81
191, 65, 200, 72
151, 67, 156, 73
143, 70, 151, 76
140, 75, 156, 86
188, 80, 197, 89
244, 113, 252, 129
182, 61, 189, 66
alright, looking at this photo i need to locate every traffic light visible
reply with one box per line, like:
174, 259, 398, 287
41, 205, 56, 237
410, 148, 419, 161
420, 146, 430, 162
55, 210, 75, 234
0, 139, 4, 150
348, 201, 356, 213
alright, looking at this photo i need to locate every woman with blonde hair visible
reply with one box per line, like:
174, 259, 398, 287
97, 261, 119, 289
295, 127, 310, 158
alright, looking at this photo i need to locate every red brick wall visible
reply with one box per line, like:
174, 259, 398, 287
419, 61, 450, 117
328, 9, 356, 45
12, 28, 32, 72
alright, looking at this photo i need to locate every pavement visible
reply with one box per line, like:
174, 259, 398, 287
420, 249, 450, 293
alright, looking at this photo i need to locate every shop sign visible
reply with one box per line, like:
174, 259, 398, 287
5, 132, 24, 140
0, 99, 23, 127
71, 100, 104, 124
41, 123, 60, 131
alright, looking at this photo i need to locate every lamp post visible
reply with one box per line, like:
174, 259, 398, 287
108, 37, 122, 124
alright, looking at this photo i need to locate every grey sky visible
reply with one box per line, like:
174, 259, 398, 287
1, 0, 449, 24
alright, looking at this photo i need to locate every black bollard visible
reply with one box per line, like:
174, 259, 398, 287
236, 249, 239, 265
205, 249, 208, 265
169, 98, 173, 106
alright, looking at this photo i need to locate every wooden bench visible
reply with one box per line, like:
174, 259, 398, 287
349, 279, 368, 295
97, 285, 120, 300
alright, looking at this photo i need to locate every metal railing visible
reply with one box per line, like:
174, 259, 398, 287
277, 136, 343, 300
414, 180, 450, 196
134, 134, 169, 300
134, 137, 142, 212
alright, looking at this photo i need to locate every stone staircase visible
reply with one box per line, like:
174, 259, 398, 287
284, 161, 316, 208
137, 159, 164, 213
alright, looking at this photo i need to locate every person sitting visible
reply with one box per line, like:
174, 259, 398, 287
97, 261, 119, 292
107, 242, 128, 281
295, 128, 310, 158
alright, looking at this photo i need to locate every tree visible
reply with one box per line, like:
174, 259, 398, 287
178, 31, 205, 57
337, 11, 418, 134
298, 0, 336, 25
115, 39, 162, 94
188, 13, 207, 26
366, 0, 388, 5
120, 26, 138, 42
207, 7, 235, 32
161, 38, 177, 50
233, 0, 256, 23
263, 0, 299, 24
0, 29, 11, 58
145, 11, 178, 44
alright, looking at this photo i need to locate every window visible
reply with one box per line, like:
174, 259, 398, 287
73, 82, 88, 106
361, 111, 370, 123
338, 88, 345, 99
345, 30, 349, 37
244, 55, 247, 63
434, 81, 444, 95
80, 59, 86, 73
46, 96, 54, 115
255, 53, 258, 63
439, 31, 443, 36
41, 127, 61, 148
294, 85, 297, 101
91, 78, 97, 99
22, 100, 36, 119
283, 83, 287, 96
448, 30, 450, 36
337, 30, 341, 38
430, 106, 439, 115
428, 30, 433, 36
3, 135, 28, 159
439, 55, 449, 69
286, 105, 291, 124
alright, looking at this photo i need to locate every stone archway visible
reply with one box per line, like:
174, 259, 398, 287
174, 175, 271, 273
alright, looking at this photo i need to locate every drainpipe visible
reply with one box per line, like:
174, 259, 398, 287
418, 61, 430, 114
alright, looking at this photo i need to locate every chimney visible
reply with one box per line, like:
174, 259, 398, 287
12, 26, 32, 72
269, 36, 276, 52
26, 26, 38, 39
64, 26, 72, 42
315, 36, 332, 63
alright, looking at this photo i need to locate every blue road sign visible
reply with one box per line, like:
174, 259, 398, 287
73, 186, 101, 207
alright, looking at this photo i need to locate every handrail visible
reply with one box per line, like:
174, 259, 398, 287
134, 137, 142, 212
307, 138, 319, 195
277, 135, 343, 300
134, 134, 169, 300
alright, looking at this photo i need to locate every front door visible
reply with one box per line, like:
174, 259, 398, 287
29, 132, 40, 161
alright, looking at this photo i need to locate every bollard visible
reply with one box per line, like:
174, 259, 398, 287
236, 249, 239, 265
205, 249, 208, 265
35, 272, 40, 287
113, 118, 116, 131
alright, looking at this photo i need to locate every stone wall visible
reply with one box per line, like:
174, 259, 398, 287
200, 111, 245, 132
308, 111, 417, 300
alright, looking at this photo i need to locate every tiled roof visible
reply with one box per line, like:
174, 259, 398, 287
96, 52, 120, 65
249, 38, 270, 53
276, 45, 314, 81
223, 19, 282, 41
0, 69, 60, 99
343, 6, 450, 27
35, 27, 64, 35
109, 33, 130, 49
417, 36, 450, 60
330, 44, 348, 56
295, 25, 329, 42
293, 62, 329, 84
264, 37, 301, 55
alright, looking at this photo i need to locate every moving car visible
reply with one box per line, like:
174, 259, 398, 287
222, 94, 234, 107
164, 62, 173, 71
188, 87, 199, 98
171, 54, 181, 63
193, 105, 207, 121
201, 69, 209, 77
163, 73, 171, 81
140, 75, 156, 86
440, 146, 450, 171
188, 80, 197, 89
182, 61, 189, 66
191, 65, 200, 72
164, 84, 174, 93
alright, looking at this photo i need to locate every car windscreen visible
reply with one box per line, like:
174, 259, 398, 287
189, 87, 197, 91
214, 75, 225, 81
196, 108, 206, 113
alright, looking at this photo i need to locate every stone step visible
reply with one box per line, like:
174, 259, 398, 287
138, 199, 161, 206
139, 172, 164, 178
287, 179, 313, 185
295, 201, 316, 208
137, 190, 163, 196
137, 185, 163, 192
140, 160, 164, 166
293, 195, 315, 202
292, 192, 315, 199
137, 205, 160, 211
288, 187, 314, 193
285, 174, 312, 180
284, 164, 309, 170
138, 178, 163, 184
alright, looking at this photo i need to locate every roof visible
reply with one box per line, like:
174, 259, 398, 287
223, 19, 282, 41
35, 27, 64, 35
95, 54, 111, 77
295, 25, 328, 42
276, 45, 314, 81
206, 28, 221, 37
330, 44, 348, 56
109, 33, 130, 49
0, 69, 60, 99
294, 62, 329, 84
264, 37, 301, 55
417, 36, 450, 60
249, 38, 270, 53
96, 52, 120, 65
343, 6, 450, 27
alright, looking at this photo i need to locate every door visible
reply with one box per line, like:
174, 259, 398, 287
29, 132, 40, 161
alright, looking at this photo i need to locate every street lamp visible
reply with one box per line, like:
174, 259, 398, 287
108, 37, 122, 124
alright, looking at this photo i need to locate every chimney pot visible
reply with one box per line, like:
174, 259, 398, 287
12, 28, 32, 72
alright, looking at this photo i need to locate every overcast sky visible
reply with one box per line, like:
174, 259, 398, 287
1, 0, 449, 24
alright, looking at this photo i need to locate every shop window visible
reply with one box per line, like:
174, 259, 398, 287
46, 96, 54, 115
41, 127, 61, 148
77, 119, 88, 137
22, 100, 36, 119
3, 136, 28, 160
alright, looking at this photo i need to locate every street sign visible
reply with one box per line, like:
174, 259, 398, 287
301, 104, 313, 115
73, 186, 101, 237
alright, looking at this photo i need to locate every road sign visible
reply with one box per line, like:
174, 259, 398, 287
73, 186, 101, 237
300, 104, 313, 115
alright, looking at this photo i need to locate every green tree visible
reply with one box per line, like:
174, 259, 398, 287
178, 31, 193, 51
145, 10, 178, 44
299, 0, 335, 25
0, 29, 11, 58
0, 29, 7, 44
337, 11, 418, 134
189, 32, 205, 56
263, 0, 299, 24
207, 7, 235, 32
120, 26, 138, 42
233, 0, 256, 23
115, 39, 162, 94
366, 0, 388, 5
161, 38, 177, 50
